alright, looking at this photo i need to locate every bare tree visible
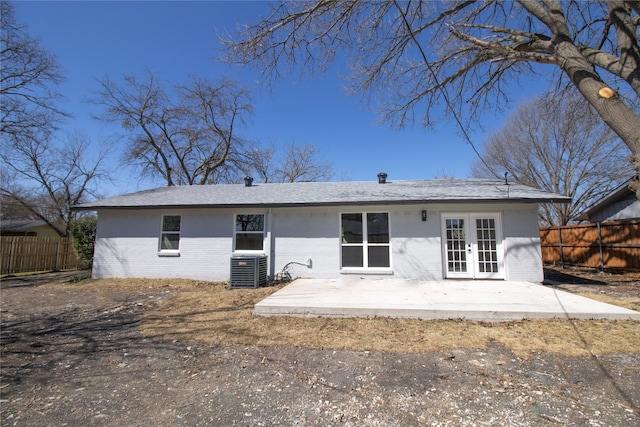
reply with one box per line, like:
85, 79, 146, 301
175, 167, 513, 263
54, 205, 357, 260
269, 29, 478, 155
248, 144, 276, 183
223, 0, 640, 198
0, 3, 106, 236
248, 142, 333, 183
1, 1, 65, 146
1, 130, 108, 236
277, 142, 333, 182
0, 169, 38, 220
472, 92, 633, 225
93, 71, 253, 186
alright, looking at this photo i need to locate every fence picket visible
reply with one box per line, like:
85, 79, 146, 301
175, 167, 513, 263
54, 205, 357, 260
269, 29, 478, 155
540, 219, 640, 271
1, 236, 83, 275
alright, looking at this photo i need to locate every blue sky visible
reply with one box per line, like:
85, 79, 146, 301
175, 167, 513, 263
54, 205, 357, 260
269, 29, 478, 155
13, 1, 538, 197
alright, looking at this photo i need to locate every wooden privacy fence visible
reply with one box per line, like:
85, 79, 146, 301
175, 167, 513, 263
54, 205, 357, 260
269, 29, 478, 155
1, 236, 83, 275
540, 219, 640, 271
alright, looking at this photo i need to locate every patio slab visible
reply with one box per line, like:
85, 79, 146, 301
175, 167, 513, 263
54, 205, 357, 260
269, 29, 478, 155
253, 278, 640, 322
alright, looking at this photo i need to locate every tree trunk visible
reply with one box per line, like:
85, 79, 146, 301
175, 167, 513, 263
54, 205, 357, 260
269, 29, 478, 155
558, 43, 640, 200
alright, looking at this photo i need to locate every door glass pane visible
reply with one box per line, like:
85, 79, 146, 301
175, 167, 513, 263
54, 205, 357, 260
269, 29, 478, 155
342, 246, 363, 267
341, 213, 363, 243
475, 218, 498, 273
367, 213, 389, 243
445, 218, 467, 273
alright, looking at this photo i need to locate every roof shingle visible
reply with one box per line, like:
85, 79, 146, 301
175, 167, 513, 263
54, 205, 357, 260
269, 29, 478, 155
74, 179, 570, 210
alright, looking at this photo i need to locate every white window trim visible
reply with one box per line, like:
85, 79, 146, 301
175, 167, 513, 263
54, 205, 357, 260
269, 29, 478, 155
340, 211, 392, 273
158, 214, 181, 256
233, 213, 266, 254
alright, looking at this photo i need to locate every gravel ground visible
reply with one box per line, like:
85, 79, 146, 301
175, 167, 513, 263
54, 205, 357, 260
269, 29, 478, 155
1, 269, 639, 426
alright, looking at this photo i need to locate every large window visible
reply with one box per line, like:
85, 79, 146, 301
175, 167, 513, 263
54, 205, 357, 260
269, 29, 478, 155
160, 215, 181, 251
234, 214, 265, 251
341, 212, 390, 269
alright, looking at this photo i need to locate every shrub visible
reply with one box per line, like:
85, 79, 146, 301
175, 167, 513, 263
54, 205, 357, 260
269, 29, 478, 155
71, 216, 97, 267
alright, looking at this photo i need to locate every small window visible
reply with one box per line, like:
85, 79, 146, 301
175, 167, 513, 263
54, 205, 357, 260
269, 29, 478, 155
160, 215, 181, 251
234, 214, 264, 251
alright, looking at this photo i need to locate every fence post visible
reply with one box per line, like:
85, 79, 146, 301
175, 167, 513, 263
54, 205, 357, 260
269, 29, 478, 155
597, 222, 605, 271
558, 224, 564, 268
55, 239, 61, 271
8, 239, 15, 275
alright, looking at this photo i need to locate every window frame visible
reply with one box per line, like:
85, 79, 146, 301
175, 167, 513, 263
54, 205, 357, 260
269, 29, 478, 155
233, 213, 266, 253
340, 211, 391, 272
158, 214, 181, 256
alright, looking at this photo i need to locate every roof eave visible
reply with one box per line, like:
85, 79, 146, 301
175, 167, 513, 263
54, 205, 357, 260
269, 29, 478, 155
72, 197, 570, 211
572, 176, 637, 221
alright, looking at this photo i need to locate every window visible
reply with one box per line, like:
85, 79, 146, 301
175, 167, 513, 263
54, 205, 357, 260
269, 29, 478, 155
160, 215, 181, 251
234, 214, 265, 251
341, 212, 390, 269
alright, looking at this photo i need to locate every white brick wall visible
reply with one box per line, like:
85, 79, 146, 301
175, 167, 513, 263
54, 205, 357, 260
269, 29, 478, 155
270, 208, 338, 279
92, 203, 544, 282
93, 209, 234, 281
390, 209, 443, 280
502, 206, 544, 282
266, 206, 445, 280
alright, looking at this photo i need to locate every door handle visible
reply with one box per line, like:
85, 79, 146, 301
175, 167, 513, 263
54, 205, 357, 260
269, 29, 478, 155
467, 244, 472, 253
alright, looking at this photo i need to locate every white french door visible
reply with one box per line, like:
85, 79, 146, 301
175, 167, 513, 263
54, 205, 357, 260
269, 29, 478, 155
441, 213, 504, 279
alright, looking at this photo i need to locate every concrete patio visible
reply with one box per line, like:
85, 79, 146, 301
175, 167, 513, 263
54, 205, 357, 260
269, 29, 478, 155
253, 278, 640, 322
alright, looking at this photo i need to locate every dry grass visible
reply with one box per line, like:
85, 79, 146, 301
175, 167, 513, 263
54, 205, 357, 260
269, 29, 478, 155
49, 278, 640, 359
576, 292, 640, 311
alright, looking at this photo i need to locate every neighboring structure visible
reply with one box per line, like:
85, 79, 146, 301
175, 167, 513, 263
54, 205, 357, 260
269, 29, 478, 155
0, 219, 62, 237
73, 176, 569, 283
540, 177, 640, 271
575, 177, 640, 223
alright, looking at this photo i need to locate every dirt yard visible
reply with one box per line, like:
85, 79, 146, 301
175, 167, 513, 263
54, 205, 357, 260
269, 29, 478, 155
1, 267, 639, 426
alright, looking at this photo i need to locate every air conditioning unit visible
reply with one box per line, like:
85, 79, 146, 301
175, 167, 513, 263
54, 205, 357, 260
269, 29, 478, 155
229, 255, 267, 289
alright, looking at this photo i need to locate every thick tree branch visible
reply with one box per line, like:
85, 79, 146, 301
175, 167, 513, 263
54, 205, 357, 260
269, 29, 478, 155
224, 0, 640, 198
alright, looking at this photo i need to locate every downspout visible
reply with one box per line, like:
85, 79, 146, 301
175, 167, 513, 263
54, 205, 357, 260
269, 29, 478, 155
266, 207, 274, 279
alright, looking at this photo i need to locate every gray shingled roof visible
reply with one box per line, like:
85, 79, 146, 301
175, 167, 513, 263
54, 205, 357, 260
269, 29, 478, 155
73, 179, 570, 210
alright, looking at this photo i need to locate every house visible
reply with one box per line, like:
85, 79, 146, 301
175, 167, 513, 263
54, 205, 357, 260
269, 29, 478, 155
0, 219, 62, 237
575, 177, 639, 223
73, 175, 569, 283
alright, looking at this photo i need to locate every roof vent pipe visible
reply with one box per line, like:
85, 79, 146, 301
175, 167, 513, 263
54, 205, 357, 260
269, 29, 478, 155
377, 172, 387, 184
244, 176, 254, 187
